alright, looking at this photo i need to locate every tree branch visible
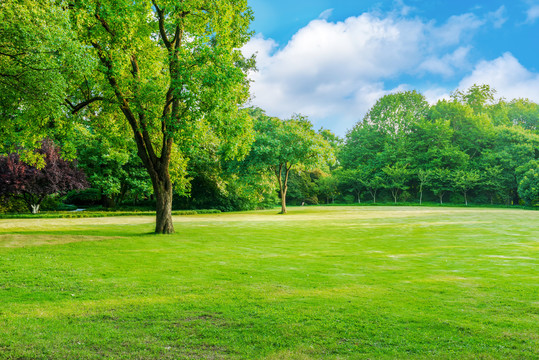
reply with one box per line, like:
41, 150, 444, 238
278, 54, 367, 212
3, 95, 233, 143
152, 0, 172, 49
95, 2, 116, 38
65, 96, 104, 114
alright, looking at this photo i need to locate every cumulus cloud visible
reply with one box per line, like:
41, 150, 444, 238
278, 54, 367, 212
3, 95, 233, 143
457, 53, 539, 101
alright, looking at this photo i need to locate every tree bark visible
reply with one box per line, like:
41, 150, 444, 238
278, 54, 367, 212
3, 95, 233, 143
155, 178, 174, 234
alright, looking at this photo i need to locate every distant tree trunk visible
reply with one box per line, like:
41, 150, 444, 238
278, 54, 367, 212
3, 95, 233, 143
512, 190, 520, 206
463, 191, 468, 206
439, 193, 443, 204
369, 190, 377, 203
276, 163, 291, 214
357, 191, 361, 204
101, 191, 116, 208
22, 193, 44, 214
419, 185, 423, 205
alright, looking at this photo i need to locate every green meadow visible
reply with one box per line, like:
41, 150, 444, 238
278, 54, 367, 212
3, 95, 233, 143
0, 206, 537, 359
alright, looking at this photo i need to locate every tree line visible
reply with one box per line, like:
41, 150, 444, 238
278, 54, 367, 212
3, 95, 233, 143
2, 85, 538, 218
291, 86, 538, 207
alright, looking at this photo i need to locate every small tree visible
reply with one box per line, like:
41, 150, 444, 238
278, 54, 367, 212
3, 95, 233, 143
417, 169, 431, 205
336, 168, 367, 203
480, 166, 505, 204
317, 175, 339, 204
366, 174, 384, 204
244, 114, 334, 214
383, 163, 410, 203
453, 170, 480, 206
427, 168, 452, 205
0, 140, 88, 213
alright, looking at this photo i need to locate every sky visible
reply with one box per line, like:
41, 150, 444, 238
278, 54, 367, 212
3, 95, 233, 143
242, 0, 539, 136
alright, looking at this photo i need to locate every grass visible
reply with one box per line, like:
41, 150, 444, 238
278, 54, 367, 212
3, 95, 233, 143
0, 206, 537, 359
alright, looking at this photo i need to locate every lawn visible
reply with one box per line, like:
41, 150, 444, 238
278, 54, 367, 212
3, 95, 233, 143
0, 206, 537, 359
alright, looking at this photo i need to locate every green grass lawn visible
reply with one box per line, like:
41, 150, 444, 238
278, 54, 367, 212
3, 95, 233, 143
0, 206, 537, 359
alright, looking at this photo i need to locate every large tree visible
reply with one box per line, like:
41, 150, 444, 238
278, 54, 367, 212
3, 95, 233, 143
62, 0, 254, 233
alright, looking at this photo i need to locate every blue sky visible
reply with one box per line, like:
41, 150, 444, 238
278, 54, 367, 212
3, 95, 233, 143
242, 0, 539, 135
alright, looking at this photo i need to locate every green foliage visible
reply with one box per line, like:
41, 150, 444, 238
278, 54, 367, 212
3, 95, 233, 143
453, 169, 481, 205
316, 174, 340, 204
426, 168, 453, 204
65, 189, 101, 207
518, 169, 539, 206
363, 90, 429, 138
517, 160, 539, 206
339, 85, 538, 206
242, 109, 334, 212
0, 0, 88, 161
382, 163, 411, 203
0, 196, 27, 214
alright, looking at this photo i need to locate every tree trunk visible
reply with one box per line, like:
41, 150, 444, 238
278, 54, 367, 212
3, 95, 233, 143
153, 173, 174, 234
101, 192, 116, 208
357, 191, 361, 204
464, 192, 468, 206
276, 164, 288, 214
419, 185, 423, 205
280, 190, 287, 214
31, 204, 40, 214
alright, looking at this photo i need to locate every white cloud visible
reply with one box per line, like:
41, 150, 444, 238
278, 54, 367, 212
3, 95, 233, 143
457, 53, 539, 101
487, 6, 507, 28
418, 47, 471, 77
318, 9, 333, 20
526, 5, 539, 23
429, 13, 484, 47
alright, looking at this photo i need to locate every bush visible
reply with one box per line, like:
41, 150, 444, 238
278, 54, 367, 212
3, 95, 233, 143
56, 204, 78, 211
0, 209, 221, 219
518, 168, 539, 206
0, 197, 27, 214
65, 188, 101, 206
